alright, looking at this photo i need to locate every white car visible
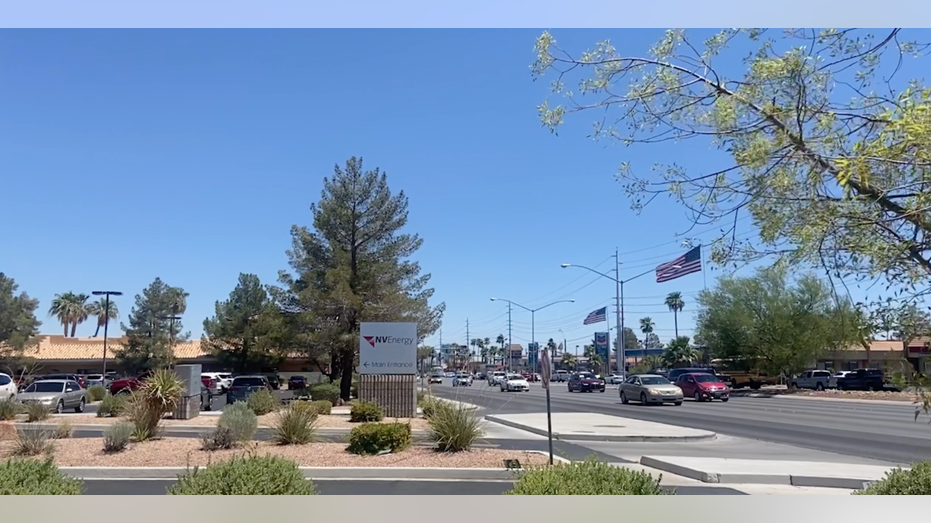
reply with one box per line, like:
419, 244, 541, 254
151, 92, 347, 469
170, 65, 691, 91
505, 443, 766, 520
429, 374, 444, 384
606, 373, 627, 385
500, 373, 530, 392
452, 374, 472, 387
0, 373, 16, 401
203, 372, 233, 392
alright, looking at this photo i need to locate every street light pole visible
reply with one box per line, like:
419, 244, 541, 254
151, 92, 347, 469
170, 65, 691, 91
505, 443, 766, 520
161, 305, 182, 369
491, 297, 575, 373
92, 290, 122, 380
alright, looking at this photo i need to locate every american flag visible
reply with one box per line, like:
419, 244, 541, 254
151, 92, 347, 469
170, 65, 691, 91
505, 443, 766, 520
656, 246, 702, 283
583, 307, 607, 325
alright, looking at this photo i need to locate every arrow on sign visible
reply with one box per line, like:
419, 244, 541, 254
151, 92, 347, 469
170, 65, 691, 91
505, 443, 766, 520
363, 362, 370, 367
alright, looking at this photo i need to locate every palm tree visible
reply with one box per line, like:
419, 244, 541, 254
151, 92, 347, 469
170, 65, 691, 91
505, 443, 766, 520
87, 297, 120, 337
641, 354, 664, 371
48, 292, 91, 337
639, 317, 655, 348
561, 352, 577, 370
662, 336, 698, 368
665, 292, 685, 337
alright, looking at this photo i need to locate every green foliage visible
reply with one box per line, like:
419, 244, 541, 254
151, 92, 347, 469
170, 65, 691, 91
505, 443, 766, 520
115, 278, 189, 374
507, 456, 669, 495
0, 458, 82, 495
696, 267, 856, 378
347, 422, 412, 455
97, 393, 128, 417
201, 426, 237, 451
13, 427, 53, 456
662, 336, 698, 368
48, 292, 90, 338
87, 297, 119, 337
167, 454, 316, 495
272, 406, 319, 445
246, 388, 279, 415
308, 399, 332, 416
309, 383, 340, 406
419, 396, 443, 419
0, 272, 41, 356
427, 402, 484, 452
25, 402, 51, 422
127, 394, 160, 442
201, 273, 289, 374
349, 400, 383, 422
87, 385, 107, 402
128, 369, 185, 441
0, 397, 21, 420
218, 402, 258, 444
855, 461, 931, 495
103, 422, 133, 453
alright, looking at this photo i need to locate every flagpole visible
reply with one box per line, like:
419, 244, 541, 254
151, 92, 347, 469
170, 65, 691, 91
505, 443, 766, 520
701, 243, 707, 290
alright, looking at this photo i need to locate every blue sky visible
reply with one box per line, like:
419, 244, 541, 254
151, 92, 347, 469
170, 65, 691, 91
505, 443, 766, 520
0, 29, 922, 352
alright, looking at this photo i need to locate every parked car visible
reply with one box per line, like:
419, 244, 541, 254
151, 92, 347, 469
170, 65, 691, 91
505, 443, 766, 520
568, 372, 606, 393
227, 375, 273, 403
287, 375, 308, 390
0, 372, 17, 401
619, 374, 683, 406
836, 368, 886, 391
109, 370, 154, 395
500, 373, 530, 392
83, 374, 111, 388
18, 379, 87, 413
488, 371, 507, 386
428, 373, 444, 384
203, 372, 232, 393
452, 373, 472, 387
675, 372, 729, 402
605, 373, 627, 385
475, 372, 486, 380
553, 370, 570, 382
790, 370, 835, 390
35, 373, 86, 389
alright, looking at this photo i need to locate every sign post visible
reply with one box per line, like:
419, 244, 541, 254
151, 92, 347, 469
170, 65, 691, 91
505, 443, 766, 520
359, 322, 418, 418
540, 344, 554, 465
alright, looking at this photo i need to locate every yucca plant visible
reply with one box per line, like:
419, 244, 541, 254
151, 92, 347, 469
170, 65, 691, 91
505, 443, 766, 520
129, 369, 185, 440
427, 402, 485, 452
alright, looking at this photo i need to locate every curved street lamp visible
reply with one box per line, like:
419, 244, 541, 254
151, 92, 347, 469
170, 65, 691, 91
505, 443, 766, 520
490, 297, 575, 372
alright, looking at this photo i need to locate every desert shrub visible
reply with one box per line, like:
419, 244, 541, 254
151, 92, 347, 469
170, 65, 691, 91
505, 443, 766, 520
308, 399, 332, 416
24, 402, 51, 423
419, 396, 444, 419
13, 427, 53, 456
126, 394, 161, 441
272, 407, 318, 445
87, 385, 107, 402
167, 454, 316, 495
427, 403, 484, 452
52, 420, 73, 439
218, 402, 258, 444
97, 393, 128, 417
103, 422, 133, 453
202, 426, 237, 451
126, 370, 185, 441
0, 397, 20, 420
347, 422, 411, 455
0, 457, 83, 495
246, 389, 279, 416
855, 461, 931, 495
507, 457, 669, 495
310, 383, 341, 406
349, 400, 383, 423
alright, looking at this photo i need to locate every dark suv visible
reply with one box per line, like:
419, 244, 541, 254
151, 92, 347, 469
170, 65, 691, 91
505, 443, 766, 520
836, 368, 886, 391
568, 372, 606, 393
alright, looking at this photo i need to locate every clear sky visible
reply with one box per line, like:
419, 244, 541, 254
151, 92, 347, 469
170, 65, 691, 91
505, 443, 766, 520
0, 29, 922, 351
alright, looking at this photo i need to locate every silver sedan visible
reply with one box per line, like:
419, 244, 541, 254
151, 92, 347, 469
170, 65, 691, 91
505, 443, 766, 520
619, 374, 683, 406
18, 379, 88, 413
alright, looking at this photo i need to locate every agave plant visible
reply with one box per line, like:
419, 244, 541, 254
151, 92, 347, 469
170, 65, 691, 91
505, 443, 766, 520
130, 369, 186, 440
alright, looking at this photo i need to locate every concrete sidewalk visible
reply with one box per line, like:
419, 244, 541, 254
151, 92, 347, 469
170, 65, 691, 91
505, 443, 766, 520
485, 412, 717, 442
639, 455, 902, 489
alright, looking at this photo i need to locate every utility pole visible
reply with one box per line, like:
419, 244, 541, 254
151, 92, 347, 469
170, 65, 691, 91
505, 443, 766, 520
615, 247, 625, 376
466, 318, 470, 369
507, 302, 512, 372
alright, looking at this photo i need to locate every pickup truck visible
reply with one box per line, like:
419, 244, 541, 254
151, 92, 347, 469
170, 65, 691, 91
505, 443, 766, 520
789, 370, 835, 390
110, 370, 215, 395
836, 368, 886, 391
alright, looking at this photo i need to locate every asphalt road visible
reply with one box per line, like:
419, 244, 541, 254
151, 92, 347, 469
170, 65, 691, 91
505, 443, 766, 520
429, 381, 928, 464
79, 479, 743, 495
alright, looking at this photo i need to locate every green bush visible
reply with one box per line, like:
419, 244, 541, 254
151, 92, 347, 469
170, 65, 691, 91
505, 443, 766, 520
0, 397, 20, 420
507, 457, 669, 495
24, 402, 51, 423
246, 389, 279, 416
13, 427, 53, 456
349, 400, 383, 422
427, 403, 483, 452
419, 396, 443, 419
855, 461, 931, 495
308, 399, 332, 416
0, 458, 83, 495
347, 422, 412, 455
97, 393, 128, 417
167, 454, 316, 495
52, 420, 73, 439
103, 422, 133, 453
218, 402, 258, 444
87, 385, 107, 402
202, 426, 237, 451
310, 383, 341, 406
273, 406, 319, 445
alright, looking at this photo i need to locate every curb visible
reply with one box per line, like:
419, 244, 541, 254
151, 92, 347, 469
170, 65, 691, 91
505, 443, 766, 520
778, 395, 916, 407
484, 415, 717, 443
639, 457, 876, 490
63, 466, 520, 481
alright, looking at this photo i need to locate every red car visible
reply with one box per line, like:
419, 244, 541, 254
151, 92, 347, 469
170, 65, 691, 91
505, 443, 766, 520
675, 372, 730, 402
110, 370, 214, 395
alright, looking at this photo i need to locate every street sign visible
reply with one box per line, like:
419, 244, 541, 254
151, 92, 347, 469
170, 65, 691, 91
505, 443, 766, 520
359, 322, 418, 375
540, 346, 551, 389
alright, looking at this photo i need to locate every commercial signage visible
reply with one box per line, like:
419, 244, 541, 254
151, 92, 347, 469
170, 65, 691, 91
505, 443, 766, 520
510, 347, 523, 361
528, 342, 540, 369
594, 332, 610, 365
359, 322, 418, 375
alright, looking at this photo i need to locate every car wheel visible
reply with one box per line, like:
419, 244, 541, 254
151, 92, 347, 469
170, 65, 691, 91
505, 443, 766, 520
674, 401, 683, 406
620, 391, 629, 404
694, 391, 703, 402
721, 398, 729, 402
75, 397, 85, 413
816, 382, 824, 391
790, 382, 798, 389
600, 388, 605, 393
640, 392, 648, 405
56, 400, 64, 414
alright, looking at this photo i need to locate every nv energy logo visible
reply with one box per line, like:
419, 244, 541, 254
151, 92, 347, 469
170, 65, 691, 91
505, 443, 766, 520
363, 335, 415, 347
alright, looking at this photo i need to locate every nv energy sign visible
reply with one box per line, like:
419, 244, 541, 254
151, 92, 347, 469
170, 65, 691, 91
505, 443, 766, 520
359, 322, 418, 375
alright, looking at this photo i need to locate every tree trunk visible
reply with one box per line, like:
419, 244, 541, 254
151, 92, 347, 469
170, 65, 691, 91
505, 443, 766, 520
70, 322, 77, 337
339, 349, 354, 400
63, 323, 68, 336
93, 323, 101, 337
674, 311, 678, 338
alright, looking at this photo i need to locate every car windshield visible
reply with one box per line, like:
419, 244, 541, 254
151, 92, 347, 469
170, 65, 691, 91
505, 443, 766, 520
85, 375, 103, 380
577, 373, 596, 380
693, 374, 720, 383
640, 376, 670, 385
25, 382, 64, 393
508, 375, 523, 380
232, 377, 265, 387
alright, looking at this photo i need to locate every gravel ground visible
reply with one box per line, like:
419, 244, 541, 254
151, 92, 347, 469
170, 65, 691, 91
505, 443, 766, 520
790, 389, 918, 402
255, 412, 430, 430
0, 438, 545, 468
17, 412, 430, 430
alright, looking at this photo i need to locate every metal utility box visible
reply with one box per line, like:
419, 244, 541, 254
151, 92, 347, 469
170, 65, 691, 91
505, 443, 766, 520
173, 364, 202, 420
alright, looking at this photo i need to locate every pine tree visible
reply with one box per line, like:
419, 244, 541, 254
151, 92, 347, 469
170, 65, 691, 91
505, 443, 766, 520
0, 273, 41, 362
276, 157, 444, 399
115, 278, 189, 374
